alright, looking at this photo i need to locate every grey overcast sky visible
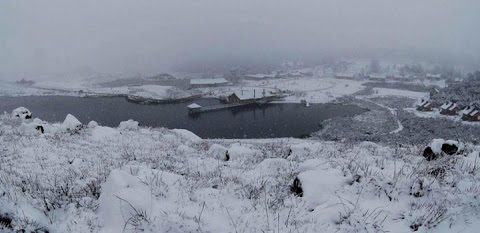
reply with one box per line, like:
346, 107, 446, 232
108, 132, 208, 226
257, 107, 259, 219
1, 0, 479, 76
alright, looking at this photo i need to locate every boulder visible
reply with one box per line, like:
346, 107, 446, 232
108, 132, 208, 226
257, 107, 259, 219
441, 143, 458, 155
207, 144, 229, 161
423, 139, 464, 161
118, 119, 139, 131
422, 146, 437, 161
63, 114, 83, 132
11, 107, 32, 120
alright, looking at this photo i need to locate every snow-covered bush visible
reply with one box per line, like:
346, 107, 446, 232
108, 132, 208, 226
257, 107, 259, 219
207, 144, 229, 161
11, 107, 32, 120
118, 119, 139, 131
62, 114, 83, 133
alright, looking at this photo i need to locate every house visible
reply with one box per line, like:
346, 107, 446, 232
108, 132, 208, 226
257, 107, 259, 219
189, 78, 229, 88
426, 73, 442, 80
461, 106, 480, 122
334, 72, 357, 80
440, 101, 460, 115
429, 88, 440, 98
416, 99, 433, 112
244, 73, 279, 80
187, 103, 202, 113
368, 74, 386, 81
226, 89, 275, 104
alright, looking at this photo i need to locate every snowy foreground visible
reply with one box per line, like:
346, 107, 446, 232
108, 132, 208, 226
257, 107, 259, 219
1, 114, 480, 232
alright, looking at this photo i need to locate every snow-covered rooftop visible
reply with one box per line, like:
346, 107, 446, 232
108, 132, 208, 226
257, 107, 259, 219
441, 102, 457, 110
190, 78, 228, 85
232, 89, 275, 100
187, 103, 202, 109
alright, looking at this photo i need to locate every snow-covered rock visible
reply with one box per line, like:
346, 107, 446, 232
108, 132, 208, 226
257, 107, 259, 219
171, 129, 202, 143
118, 119, 139, 131
207, 144, 229, 161
62, 114, 82, 132
295, 168, 347, 209
423, 139, 465, 160
87, 120, 99, 128
98, 169, 152, 233
11, 107, 32, 120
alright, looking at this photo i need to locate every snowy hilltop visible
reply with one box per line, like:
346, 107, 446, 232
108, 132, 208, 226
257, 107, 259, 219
0, 109, 479, 232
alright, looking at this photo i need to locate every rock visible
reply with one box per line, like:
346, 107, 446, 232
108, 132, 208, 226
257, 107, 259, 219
87, 121, 99, 128
11, 107, 32, 120
207, 144, 229, 161
35, 125, 44, 134
423, 139, 464, 161
441, 143, 458, 155
118, 119, 139, 131
422, 146, 437, 161
290, 177, 303, 197
63, 114, 83, 132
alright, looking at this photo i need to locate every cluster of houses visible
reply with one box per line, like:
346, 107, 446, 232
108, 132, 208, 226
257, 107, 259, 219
244, 70, 313, 80
189, 78, 230, 89
416, 99, 480, 122
334, 72, 444, 82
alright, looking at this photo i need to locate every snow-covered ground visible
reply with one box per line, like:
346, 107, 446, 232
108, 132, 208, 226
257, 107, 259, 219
1, 111, 480, 232
194, 76, 366, 104
369, 88, 429, 99
405, 108, 480, 126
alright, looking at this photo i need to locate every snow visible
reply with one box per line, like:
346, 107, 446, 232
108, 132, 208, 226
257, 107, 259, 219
190, 78, 228, 85
62, 114, 82, 131
232, 88, 274, 100
11, 107, 32, 119
297, 168, 346, 209
187, 103, 202, 109
430, 139, 463, 154
171, 128, 202, 143
1, 112, 480, 232
207, 144, 229, 160
98, 169, 152, 233
118, 119, 139, 131
371, 88, 429, 99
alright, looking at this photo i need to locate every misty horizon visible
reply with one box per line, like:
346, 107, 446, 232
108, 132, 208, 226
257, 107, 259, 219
2, 0, 480, 77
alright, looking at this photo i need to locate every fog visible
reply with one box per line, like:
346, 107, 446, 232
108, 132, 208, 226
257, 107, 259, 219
1, 0, 479, 76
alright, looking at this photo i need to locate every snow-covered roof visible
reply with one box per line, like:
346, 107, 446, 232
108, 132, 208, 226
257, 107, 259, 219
461, 106, 473, 114
231, 89, 274, 100
426, 73, 441, 78
417, 99, 431, 107
244, 73, 277, 79
190, 78, 228, 85
470, 110, 479, 116
440, 102, 457, 110
187, 103, 202, 109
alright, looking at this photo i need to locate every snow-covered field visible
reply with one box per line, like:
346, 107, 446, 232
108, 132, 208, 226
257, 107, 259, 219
195, 77, 365, 104
369, 88, 428, 99
1, 111, 480, 232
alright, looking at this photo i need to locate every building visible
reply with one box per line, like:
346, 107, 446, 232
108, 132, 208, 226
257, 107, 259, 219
426, 73, 442, 80
187, 103, 202, 113
416, 99, 433, 112
226, 89, 275, 104
429, 88, 440, 98
440, 101, 459, 115
461, 106, 480, 122
189, 78, 229, 88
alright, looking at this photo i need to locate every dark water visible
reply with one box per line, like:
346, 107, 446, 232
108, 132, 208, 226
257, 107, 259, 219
0, 96, 366, 139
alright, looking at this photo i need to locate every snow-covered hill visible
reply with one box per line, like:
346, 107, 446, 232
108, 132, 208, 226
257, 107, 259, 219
0, 111, 479, 232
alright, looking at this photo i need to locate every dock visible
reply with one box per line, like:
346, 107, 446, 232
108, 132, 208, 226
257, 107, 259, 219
193, 102, 256, 113
188, 96, 284, 114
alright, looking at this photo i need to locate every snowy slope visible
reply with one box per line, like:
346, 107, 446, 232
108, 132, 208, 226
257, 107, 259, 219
0, 112, 479, 232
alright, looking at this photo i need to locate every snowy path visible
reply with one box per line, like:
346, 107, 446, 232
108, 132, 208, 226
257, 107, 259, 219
357, 97, 404, 134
